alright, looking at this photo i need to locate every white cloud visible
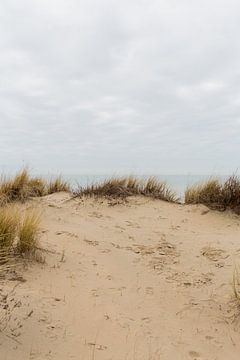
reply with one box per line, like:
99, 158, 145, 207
0, 0, 239, 174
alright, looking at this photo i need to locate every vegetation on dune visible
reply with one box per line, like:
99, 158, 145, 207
0, 169, 70, 205
73, 176, 179, 203
17, 210, 40, 254
185, 175, 240, 214
47, 176, 70, 194
0, 205, 40, 270
0, 206, 19, 249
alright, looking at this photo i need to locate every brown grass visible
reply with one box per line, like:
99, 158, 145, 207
185, 175, 240, 214
0, 169, 70, 205
73, 176, 179, 203
17, 210, 40, 254
0, 206, 19, 249
47, 176, 71, 194
0, 205, 40, 268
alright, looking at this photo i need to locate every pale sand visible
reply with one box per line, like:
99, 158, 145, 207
1, 192, 240, 359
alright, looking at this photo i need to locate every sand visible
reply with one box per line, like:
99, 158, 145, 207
1, 192, 240, 359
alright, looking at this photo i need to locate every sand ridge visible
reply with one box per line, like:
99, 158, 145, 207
1, 192, 240, 359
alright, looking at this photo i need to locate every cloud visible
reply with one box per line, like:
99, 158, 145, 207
0, 0, 239, 174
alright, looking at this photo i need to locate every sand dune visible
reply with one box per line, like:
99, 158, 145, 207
1, 192, 240, 359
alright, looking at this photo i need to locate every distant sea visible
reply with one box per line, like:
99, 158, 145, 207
49, 174, 228, 200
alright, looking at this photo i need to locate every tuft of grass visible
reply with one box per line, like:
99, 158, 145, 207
184, 175, 240, 214
73, 176, 179, 203
0, 168, 30, 204
0, 169, 71, 205
17, 210, 40, 255
142, 177, 178, 202
0, 205, 41, 266
0, 206, 19, 249
47, 176, 70, 194
28, 177, 47, 197
185, 178, 222, 206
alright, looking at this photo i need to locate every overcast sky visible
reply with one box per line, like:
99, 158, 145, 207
0, 0, 239, 175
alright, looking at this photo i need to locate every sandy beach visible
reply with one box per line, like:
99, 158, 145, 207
0, 192, 240, 359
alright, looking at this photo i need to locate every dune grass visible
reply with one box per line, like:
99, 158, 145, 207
0, 169, 70, 205
17, 210, 40, 254
47, 176, 70, 194
185, 175, 240, 214
0, 206, 19, 249
0, 205, 41, 269
73, 176, 179, 203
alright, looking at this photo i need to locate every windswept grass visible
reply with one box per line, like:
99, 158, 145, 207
0, 205, 40, 266
185, 175, 240, 214
0, 206, 19, 249
73, 176, 179, 203
47, 176, 70, 194
17, 210, 40, 254
0, 169, 70, 205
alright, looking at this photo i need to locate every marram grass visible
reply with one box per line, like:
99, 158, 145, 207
73, 176, 179, 203
47, 176, 70, 194
185, 175, 240, 214
0, 168, 70, 205
17, 210, 41, 254
0, 205, 41, 265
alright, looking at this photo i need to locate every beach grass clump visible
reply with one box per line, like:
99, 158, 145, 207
74, 176, 179, 203
28, 177, 47, 197
185, 175, 240, 214
0, 169, 31, 204
0, 206, 19, 249
47, 176, 70, 194
185, 178, 222, 207
221, 175, 240, 213
142, 177, 178, 202
17, 210, 40, 255
0, 205, 40, 261
0, 169, 71, 205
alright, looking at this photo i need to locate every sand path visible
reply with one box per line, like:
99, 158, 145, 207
1, 193, 240, 359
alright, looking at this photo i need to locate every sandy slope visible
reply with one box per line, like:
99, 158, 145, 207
1, 193, 240, 360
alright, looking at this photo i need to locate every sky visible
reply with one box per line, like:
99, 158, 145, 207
0, 0, 240, 175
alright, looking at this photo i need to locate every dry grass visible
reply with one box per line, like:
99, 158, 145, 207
73, 176, 179, 203
17, 210, 40, 255
0, 169, 70, 205
185, 178, 222, 207
47, 176, 70, 194
0, 206, 19, 249
0, 205, 40, 270
185, 175, 240, 214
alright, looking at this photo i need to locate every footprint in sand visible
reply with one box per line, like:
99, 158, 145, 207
56, 231, 78, 238
201, 246, 229, 267
145, 287, 154, 295
88, 211, 103, 219
189, 350, 201, 358
84, 239, 99, 246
